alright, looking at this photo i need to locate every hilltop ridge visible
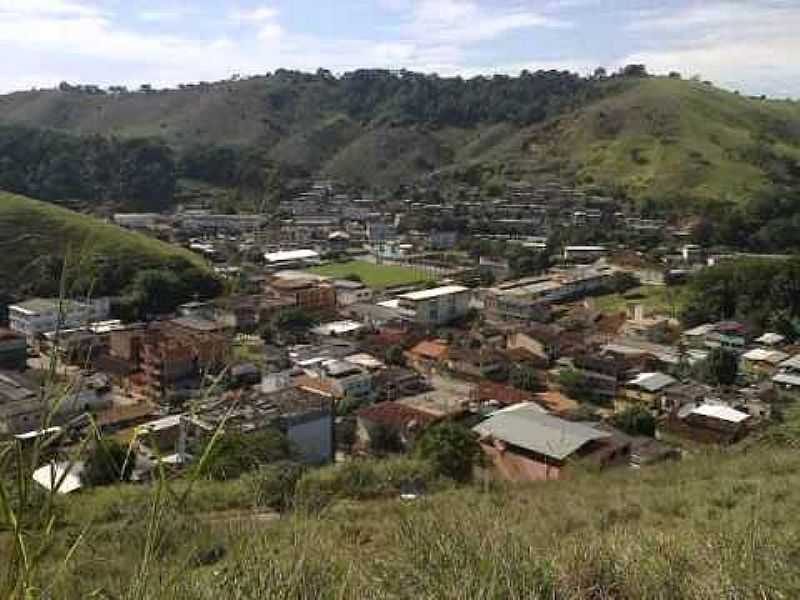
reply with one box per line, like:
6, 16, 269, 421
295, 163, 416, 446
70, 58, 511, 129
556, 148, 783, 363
0, 73, 798, 203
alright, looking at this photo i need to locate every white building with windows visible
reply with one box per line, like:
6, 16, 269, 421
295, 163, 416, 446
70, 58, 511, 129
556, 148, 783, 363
8, 298, 111, 342
396, 285, 470, 326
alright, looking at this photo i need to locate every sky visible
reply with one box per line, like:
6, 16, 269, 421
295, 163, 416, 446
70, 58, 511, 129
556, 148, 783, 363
0, 0, 798, 97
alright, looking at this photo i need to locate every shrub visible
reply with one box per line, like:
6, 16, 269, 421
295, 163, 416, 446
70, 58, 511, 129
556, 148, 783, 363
200, 429, 292, 481
294, 458, 437, 512
413, 423, 483, 483
81, 439, 134, 487
244, 461, 306, 512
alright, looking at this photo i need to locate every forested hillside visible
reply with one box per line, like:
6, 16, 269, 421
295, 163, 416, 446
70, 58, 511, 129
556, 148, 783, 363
0, 70, 799, 207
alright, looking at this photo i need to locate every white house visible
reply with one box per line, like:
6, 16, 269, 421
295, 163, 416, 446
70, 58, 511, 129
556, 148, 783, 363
396, 285, 471, 325
9, 298, 111, 342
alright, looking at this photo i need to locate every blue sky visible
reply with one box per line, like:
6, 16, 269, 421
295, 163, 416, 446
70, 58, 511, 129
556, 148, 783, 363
1, 0, 798, 96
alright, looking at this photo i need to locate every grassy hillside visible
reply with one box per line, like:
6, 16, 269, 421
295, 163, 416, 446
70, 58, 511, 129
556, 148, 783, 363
0, 192, 217, 303
1, 75, 799, 204
521, 78, 800, 204
4, 445, 800, 598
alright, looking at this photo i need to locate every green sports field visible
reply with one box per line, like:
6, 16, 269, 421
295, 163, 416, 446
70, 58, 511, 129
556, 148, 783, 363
307, 260, 434, 289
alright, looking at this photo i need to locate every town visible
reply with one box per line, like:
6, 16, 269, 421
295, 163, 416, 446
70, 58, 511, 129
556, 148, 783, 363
2, 177, 792, 496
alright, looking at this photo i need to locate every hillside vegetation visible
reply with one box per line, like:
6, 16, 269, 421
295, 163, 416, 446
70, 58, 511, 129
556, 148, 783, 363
521, 78, 800, 205
3, 445, 800, 598
4, 72, 799, 203
0, 192, 219, 306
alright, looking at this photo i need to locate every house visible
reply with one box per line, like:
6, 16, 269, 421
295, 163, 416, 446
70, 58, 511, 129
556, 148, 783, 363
755, 332, 786, 347
263, 249, 321, 269
506, 324, 564, 363
662, 382, 710, 414
267, 276, 337, 312
682, 323, 716, 349
484, 291, 551, 323
311, 320, 365, 339
355, 401, 439, 451
705, 322, 749, 352
673, 403, 752, 444
191, 384, 335, 464
563, 245, 606, 263
135, 321, 229, 401
473, 403, 624, 482
741, 348, 789, 380
9, 297, 111, 342
327, 230, 351, 252
374, 367, 429, 401
0, 370, 108, 436
566, 354, 630, 401
772, 354, 800, 396
405, 340, 449, 374
0, 370, 43, 436
396, 286, 471, 326
445, 347, 505, 380
630, 437, 681, 468
333, 280, 373, 306
620, 372, 677, 410
0, 328, 27, 370
304, 359, 373, 405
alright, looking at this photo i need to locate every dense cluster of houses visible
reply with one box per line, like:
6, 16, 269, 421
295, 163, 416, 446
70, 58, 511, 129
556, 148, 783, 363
3, 179, 795, 493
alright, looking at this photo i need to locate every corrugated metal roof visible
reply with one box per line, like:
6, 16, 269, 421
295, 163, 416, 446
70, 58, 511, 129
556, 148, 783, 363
474, 404, 610, 461
689, 404, 750, 424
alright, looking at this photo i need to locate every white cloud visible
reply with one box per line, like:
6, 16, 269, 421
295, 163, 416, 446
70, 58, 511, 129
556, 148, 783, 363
623, 1, 800, 96
407, 0, 566, 45
138, 9, 186, 22
0, 0, 101, 15
229, 6, 279, 24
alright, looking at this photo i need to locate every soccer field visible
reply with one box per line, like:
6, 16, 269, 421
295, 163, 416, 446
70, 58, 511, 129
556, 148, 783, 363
307, 260, 434, 289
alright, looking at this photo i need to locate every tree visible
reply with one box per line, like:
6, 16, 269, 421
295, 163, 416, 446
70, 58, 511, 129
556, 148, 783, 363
385, 345, 406, 367
272, 308, 316, 332
611, 406, 656, 437
201, 429, 292, 480
705, 348, 739, 386
126, 269, 186, 318
82, 439, 134, 486
510, 364, 544, 392
414, 423, 482, 483
559, 368, 588, 399
621, 64, 648, 78
369, 423, 404, 455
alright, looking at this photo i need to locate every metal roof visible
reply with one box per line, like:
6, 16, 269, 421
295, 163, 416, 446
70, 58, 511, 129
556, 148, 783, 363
473, 404, 610, 461
627, 372, 677, 393
689, 404, 750, 424
264, 249, 319, 263
397, 286, 469, 301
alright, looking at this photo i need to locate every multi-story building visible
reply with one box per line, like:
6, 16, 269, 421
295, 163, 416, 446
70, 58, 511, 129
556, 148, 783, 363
267, 277, 337, 312
9, 298, 110, 341
396, 286, 470, 326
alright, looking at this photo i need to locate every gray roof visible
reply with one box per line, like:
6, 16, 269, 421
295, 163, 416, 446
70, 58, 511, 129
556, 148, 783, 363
627, 372, 677, 393
473, 404, 610, 461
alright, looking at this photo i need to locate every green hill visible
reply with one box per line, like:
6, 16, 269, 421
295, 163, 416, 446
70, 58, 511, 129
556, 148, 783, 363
518, 78, 800, 205
0, 73, 799, 205
4, 444, 799, 597
0, 192, 219, 305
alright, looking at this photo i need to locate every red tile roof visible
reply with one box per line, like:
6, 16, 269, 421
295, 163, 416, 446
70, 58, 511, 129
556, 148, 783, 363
407, 340, 449, 361
478, 381, 534, 406
356, 401, 439, 428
